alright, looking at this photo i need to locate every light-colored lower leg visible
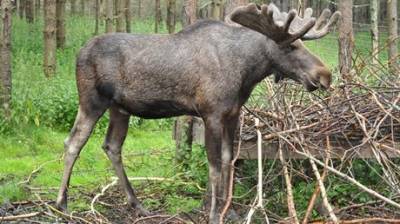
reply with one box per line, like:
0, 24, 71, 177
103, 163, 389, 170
208, 164, 221, 224
56, 108, 103, 210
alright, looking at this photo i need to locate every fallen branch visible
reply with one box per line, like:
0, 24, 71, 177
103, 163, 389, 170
0, 212, 41, 221
309, 159, 338, 223
119, 177, 205, 191
279, 145, 299, 224
34, 193, 92, 224
263, 123, 318, 140
243, 118, 270, 224
302, 166, 327, 224
302, 137, 331, 224
308, 137, 338, 223
132, 214, 187, 224
311, 217, 400, 224
90, 178, 118, 222
339, 217, 400, 223
18, 159, 58, 186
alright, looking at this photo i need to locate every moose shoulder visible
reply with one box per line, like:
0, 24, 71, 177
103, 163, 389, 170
56, 3, 340, 224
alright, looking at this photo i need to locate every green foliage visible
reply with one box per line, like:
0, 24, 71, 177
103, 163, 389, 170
1, 15, 175, 134
0, 182, 27, 203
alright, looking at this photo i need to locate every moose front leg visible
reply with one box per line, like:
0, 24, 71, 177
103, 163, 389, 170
204, 111, 239, 224
204, 115, 223, 224
220, 114, 239, 216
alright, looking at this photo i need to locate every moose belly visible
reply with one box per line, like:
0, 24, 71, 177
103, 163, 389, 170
119, 100, 195, 119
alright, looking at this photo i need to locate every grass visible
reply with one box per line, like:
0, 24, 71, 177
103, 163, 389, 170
0, 123, 205, 213
1, 12, 397, 220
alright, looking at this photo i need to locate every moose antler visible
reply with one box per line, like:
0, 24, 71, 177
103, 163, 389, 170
227, 3, 341, 45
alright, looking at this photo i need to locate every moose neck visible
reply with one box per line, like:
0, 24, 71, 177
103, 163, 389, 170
233, 28, 275, 104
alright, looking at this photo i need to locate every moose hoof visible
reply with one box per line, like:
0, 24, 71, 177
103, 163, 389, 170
55, 195, 68, 212
209, 215, 220, 224
55, 200, 67, 212
226, 209, 241, 223
135, 205, 151, 217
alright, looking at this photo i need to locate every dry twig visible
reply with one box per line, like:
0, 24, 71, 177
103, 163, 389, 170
0, 212, 41, 221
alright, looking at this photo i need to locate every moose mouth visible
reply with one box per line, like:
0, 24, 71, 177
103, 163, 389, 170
273, 71, 284, 83
273, 71, 321, 92
302, 76, 320, 92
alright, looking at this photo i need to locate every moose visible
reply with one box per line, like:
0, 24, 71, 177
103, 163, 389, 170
56, 3, 340, 223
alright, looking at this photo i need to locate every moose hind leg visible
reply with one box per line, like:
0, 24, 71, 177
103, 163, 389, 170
56, 105, 106, 210
103, 107, 149, 216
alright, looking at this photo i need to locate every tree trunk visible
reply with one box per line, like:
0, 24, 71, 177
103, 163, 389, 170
35, 0, 41, 19
387, 0, 399, 74
338, 0, 354, 81
370, 0, 379, 66
105, 0, 113, 33
300, 0, 308, 16
211, 0, 223, 20
225, 0, 248, 17
379, 1, 387, 24
80, 0, 84, 15
70, 0, 76, 15
56, 0, 65, 48
175, 0, 198, 169
114, 0, 118, 23
25, 0, 34, 22
290, 0, 299, 11
116, 0, 125, 32
166, 0, 176, 34
174, 116, 194, 169
154, 0, 161, 33
43, 0, 57, 77
19, 0, 25, 19
138, 0, 141, 19
182, 0, 196, 27
94, 0, 100, 34
125, 0, 132, 32
0, 0, 13, 119
281, 0, 289, 11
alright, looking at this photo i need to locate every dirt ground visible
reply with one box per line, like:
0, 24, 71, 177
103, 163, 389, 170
1, 184, 400, 223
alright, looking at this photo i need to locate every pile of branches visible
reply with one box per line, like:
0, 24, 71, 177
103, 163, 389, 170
235, 58, 400, 223
242, 82, 400, 150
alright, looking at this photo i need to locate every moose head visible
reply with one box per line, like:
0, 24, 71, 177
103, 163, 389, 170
227, 3, 341, 91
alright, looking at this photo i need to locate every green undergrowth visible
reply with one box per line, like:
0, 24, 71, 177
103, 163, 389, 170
0, 124, 206, 214
2, 15, 176, 134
